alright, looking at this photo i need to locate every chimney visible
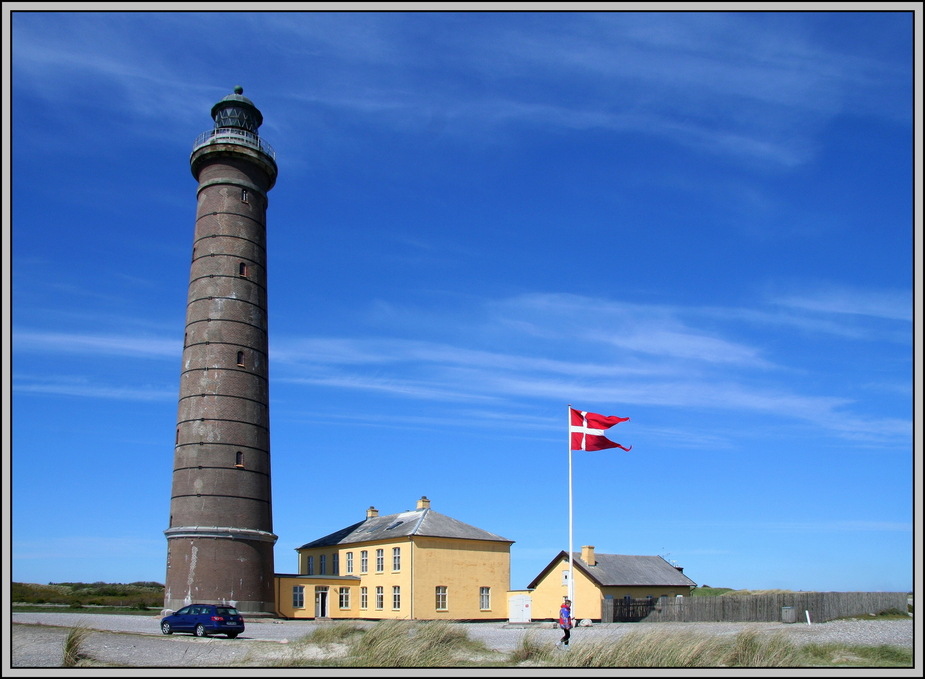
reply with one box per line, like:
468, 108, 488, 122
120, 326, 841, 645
416, 496, 431, 510
366, 506, 379, 519
581, 545, 596, 566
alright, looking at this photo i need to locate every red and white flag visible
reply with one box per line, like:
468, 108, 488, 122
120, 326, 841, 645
570, 407, 631, 451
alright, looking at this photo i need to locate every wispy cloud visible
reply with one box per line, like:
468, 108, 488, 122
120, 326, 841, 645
269, 288, 908, 444
13, 376, 174, 402
13, 331, 178, 358
12, 13, 908, 169
771, 286, 913, 321
11, 286, 910, 444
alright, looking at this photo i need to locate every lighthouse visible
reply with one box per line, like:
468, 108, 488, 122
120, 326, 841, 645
164, 87, 278, 614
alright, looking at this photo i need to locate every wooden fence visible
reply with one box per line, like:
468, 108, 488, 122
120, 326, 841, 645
601, 592, 909, 624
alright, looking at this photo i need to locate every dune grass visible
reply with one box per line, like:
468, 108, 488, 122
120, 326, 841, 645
268, 620, 911, 668
303, 621, 364, 646
516, 626, 911, 669
341, 619, 495, 667
61, 617, 912, 669
62, 625, 93, 667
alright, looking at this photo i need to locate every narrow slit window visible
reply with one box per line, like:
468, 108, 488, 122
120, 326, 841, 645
235, 451, 244, 468
239, 262, 248, 277
241, 189, 248, 203
236, 351, 245, 367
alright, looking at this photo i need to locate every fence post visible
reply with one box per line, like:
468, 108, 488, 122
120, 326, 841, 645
601, 597, 613, 623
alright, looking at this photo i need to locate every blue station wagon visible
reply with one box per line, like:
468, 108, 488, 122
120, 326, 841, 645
160, 604, 245, 638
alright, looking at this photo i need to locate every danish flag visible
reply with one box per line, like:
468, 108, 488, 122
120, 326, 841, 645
569, 407, 632, 451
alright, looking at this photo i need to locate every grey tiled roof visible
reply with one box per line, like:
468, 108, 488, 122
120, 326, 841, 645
527, 551, 698, 589
573, 553, 698, 587
297, 508, 513, 549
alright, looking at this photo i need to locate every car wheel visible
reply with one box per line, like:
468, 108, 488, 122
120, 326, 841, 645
161, 622, 172, 635
227, 633, 239, 639
195, 624, 208, 637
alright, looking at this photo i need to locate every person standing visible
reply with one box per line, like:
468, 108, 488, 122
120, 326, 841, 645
556, 598, 574, 648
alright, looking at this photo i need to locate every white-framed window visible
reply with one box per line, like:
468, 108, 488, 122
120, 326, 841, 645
392, 586, 401, 610
306, 556, 314, 576
375, 586, 384, 610
480, 587, 491, 610
561, 569, 570, 586
392, 547, 401, 571
360, 587, 368, 610
376, 549, 384, 572
339, 587, 350, 609
292, 585, 304, 608
346, 552, 354, 574
360, 550, 368, 573
435, 586, 447, 611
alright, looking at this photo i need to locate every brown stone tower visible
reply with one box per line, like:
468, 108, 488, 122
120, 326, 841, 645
164, 87, 278, 614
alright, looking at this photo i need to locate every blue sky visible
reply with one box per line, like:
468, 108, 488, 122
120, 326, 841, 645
6, 8, 919, 596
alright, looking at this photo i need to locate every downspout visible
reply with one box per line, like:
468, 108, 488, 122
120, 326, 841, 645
409, 536, 414, 620
274, 576, 280, 618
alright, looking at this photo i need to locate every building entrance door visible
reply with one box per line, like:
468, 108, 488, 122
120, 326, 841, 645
508, 594, 532, 623
315, 587, 329, 618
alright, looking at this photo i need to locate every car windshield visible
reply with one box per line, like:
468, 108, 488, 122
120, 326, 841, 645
216, 607, 238, 616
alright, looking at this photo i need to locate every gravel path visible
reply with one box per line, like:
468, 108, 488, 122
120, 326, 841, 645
9, 611, 915, 669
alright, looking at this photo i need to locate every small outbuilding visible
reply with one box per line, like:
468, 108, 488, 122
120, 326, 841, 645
526, 545, 698, 621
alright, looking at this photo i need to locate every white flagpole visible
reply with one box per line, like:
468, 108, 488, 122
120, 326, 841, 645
567, 404, 574, 604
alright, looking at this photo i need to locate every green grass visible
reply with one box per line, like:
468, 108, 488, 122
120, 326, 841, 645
692, 587, 737, 597
800, 642, 913, 668
13, 581, 164, 609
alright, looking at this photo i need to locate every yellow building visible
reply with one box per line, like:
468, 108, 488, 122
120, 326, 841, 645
527, 546, 698, 621
275, 496, 513, 620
